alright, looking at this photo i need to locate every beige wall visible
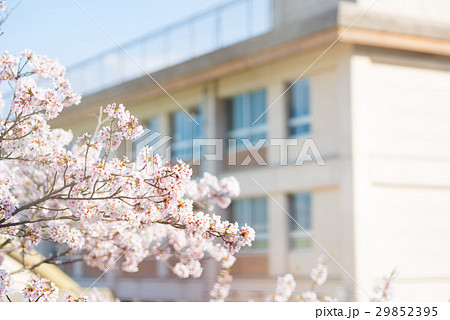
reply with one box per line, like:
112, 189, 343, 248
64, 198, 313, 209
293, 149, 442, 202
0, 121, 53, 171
356, 0, 450, 25
350, 50, 450, 301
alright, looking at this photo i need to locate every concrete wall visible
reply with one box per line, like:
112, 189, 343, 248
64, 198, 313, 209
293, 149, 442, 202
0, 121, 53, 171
356, 0, 450, 25
350, 47, 450, 301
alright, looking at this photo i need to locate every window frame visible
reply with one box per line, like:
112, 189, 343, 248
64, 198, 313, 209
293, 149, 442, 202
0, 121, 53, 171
288, 79, 311, 138
288, 192, 313, 251
232, 197, 268, 254
226, 89, 268, 150
171, 107, 203, 161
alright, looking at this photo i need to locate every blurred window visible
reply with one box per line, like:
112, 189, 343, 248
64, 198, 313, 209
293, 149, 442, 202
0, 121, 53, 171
148, 117, 160, 133
288, 79, 311, 136
289, 192, 312, 250
232, 197, 268, 253
172, 107, 203, 160
226, 89, 267, 149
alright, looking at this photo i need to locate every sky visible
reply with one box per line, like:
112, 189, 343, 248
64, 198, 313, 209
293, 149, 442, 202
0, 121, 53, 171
0, 0, 229, 67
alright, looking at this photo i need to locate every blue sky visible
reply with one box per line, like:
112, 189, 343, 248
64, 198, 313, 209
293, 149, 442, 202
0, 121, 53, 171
0, 0, 228, 67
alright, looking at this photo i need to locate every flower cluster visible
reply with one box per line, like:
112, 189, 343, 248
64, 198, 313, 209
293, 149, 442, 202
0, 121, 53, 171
210, 269, 233, 302
295, 255, 331, 302
187, 172, 240, 210
5, 50, 81, 121
0, 269, 101, 302
21, 278, 59, 302
103, 103, 143, 139
0, 51, 18, 81
310, 255, 328, 286
300, 291, 319, 302
0, 269, 12, 296
260, 256, 397, 303
373, 269, 398, 302
262, 256, 337, 303
64, 294, 88, 302
173, 263, 191, 278
208, 244, 236, 269
48, 222, 85, 250
27, 52, 65, 82
0, 178, 18, 220
267, 273, 296, 302
0, 48, 254, 302
23, 224, 42, 252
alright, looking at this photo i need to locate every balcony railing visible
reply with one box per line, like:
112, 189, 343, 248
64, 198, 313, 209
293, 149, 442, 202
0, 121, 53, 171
66, 0, 273, 95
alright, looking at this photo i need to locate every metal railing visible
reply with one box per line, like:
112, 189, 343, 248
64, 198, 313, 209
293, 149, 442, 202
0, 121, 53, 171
66, 0, 273, 95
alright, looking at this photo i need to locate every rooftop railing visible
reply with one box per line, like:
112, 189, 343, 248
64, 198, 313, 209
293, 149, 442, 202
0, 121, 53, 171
66, 0, 273, 95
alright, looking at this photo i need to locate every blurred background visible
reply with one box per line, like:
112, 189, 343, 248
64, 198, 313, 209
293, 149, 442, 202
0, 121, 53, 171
1, 0, 450, 301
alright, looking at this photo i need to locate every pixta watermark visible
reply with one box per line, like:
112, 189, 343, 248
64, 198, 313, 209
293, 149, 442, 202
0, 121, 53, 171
127, 130, 325, 167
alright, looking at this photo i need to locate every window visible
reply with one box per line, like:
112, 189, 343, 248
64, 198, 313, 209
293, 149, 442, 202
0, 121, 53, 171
232, 197, 268, 253
288, 79, 311, 136
172, 107, 203, 160
289, 193, 312, 250
148, 117, 160, 133
226, 89, 267, 149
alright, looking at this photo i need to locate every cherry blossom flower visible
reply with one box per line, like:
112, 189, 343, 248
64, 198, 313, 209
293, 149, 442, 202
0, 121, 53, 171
210, 269, 232, 302
173, 263, 190, 279
310, 255, 328, 286
0, 178, 18, 220
103, 103, 143, 139
263, 256, 339, 303
24, 224, 42, 251
187, 173, 240, 210
48, 222, 85, 250
373, 269, 398, 302
300, 291, 318, 302
64, 294, 88, 302
266, 273, 296, 302
322, 295, 337, 302
0, 269, 12, 296
0, 51, 19, 81
21, 278, 59, 302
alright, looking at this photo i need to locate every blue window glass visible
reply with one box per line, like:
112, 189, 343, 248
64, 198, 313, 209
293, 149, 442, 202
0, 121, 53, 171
289, 193, 312, 250
172, 107, 203, 160
288, 79, 311, 136
227, 89, 267, 149
148, 117, 159, 133
232, 197, 268, 253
